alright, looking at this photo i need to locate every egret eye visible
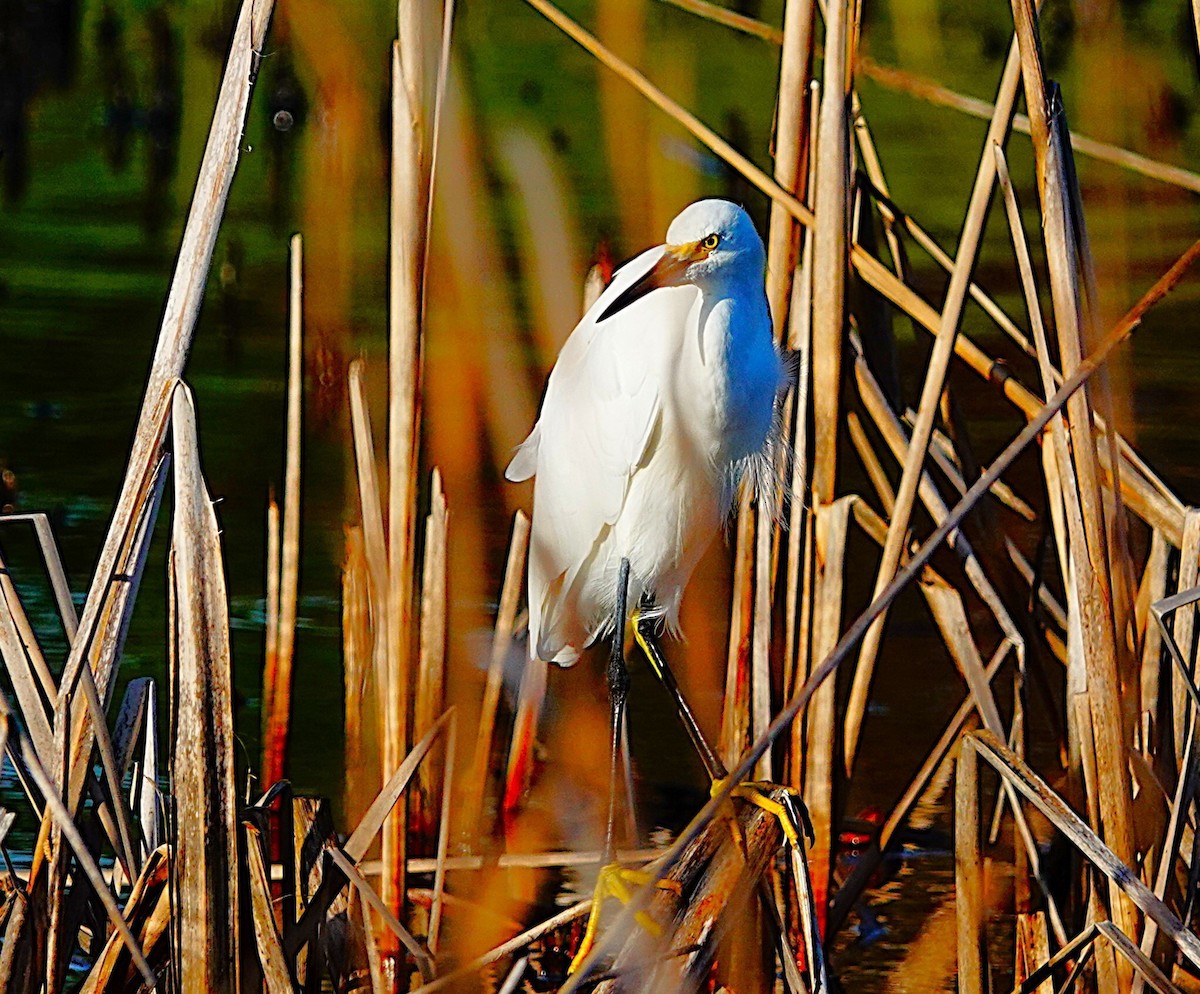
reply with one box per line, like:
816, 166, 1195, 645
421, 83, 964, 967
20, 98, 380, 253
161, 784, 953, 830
701, 233, 720, 251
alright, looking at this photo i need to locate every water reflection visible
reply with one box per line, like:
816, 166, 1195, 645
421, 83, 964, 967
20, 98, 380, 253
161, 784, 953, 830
0, 0, 79, 202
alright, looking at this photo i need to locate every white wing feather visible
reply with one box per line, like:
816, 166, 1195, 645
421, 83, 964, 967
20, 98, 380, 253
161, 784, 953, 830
505, 246, 699, 663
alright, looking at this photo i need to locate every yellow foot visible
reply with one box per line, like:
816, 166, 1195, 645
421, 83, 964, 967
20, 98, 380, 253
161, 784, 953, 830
568, 863, 680, 974
711, 777, 814, 850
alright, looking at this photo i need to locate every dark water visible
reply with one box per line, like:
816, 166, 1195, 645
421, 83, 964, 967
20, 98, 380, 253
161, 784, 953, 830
2, 0, 1200, 988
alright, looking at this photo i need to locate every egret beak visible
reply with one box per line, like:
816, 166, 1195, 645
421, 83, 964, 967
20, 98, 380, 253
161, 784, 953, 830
597, 242, 699, 322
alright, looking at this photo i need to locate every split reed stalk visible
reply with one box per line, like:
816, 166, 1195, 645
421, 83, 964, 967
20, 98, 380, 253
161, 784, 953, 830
169, 385, 241, 994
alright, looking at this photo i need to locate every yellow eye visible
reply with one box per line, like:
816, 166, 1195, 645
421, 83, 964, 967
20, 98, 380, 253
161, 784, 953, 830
701, 233, 720, 251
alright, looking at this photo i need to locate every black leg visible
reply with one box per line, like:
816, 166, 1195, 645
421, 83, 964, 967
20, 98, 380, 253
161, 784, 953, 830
634, 613, 727, 783
605, 558, 632, 862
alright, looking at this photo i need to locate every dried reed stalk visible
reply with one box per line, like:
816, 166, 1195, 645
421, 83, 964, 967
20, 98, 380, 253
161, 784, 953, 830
843, 29, 1027, 773
719, 492, 754, 768
243, 821, 292, 994
263, 233, 303, 789
751, 500, 773, 781
428, 711, 457, 956
469, 510, 530, 836
50, 0, 273, 835
809, 0, 849, 505
970, 729, 1200, 970
956, 737, 985, 994
77, 847, 170, 994
262, 494, 280, 766
343, 525, 373, 826
765, 0, 816, 334
385, 26, 425, 929
804, 496, 853, 935
783, 83, 819, 787
168, 384, 240, 994
0, 554, 55, 762
414, 469, 448, 835
1009, 0, 1137, 950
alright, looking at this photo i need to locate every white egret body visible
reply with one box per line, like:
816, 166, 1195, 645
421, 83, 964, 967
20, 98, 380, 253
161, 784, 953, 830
506, 199, 785, 665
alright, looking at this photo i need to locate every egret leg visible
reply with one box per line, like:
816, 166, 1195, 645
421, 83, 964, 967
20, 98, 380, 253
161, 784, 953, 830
635, 610, 815, 850
604, 557, 632, 862
633, 614, 727, 782
569, 558, 641, 977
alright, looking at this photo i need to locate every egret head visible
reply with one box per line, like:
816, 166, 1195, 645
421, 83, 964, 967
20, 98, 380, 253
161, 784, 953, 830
598, 199, 764, 322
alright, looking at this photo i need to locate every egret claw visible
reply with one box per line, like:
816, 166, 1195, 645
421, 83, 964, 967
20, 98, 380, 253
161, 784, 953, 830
568, 863, 673, 974
712, 777, 815, 850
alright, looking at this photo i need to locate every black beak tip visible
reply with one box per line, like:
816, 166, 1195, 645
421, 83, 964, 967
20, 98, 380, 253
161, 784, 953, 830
596, 288, 635, 324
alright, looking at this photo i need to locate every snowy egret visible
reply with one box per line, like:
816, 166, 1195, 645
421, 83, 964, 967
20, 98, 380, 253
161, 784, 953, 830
506, 199, 788, 844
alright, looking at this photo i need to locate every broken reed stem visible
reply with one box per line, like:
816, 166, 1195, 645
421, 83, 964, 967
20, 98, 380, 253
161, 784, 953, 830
560, 237, 1200, 987
469, 510, 530, 837
264, 233, 303, 789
